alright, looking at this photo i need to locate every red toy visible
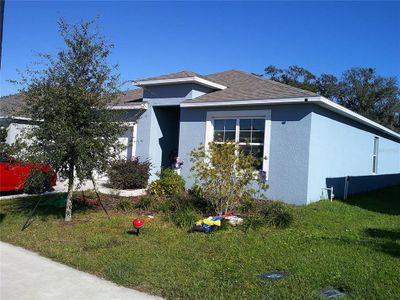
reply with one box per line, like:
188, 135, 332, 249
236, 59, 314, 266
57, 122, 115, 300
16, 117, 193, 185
132, 218, 144, 235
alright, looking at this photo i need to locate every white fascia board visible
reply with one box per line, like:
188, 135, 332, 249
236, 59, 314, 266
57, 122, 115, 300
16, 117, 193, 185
181, 96, 400, 140
134, 76, 227, 90
180, 97, 315, 108
110, 103, 148, 110
314, 96, 400, 140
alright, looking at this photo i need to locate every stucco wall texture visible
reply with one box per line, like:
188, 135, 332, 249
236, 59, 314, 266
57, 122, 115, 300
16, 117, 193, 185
307, 105, 400, 203
179, 104, 400, 205
179, 104, 313, 205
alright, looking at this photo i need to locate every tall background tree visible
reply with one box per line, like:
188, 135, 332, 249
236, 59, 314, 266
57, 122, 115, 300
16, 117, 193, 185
264, 65, 400, 132
14, 19, 127, 221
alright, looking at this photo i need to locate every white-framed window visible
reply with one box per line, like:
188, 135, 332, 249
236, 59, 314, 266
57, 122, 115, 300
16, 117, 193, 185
205, 110, 272, 177
372, 136, 379, 174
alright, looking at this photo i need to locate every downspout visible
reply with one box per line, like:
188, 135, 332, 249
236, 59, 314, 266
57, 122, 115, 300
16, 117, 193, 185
343, 176, 350, 200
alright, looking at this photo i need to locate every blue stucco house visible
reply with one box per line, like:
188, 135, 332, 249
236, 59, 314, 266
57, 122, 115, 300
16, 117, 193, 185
2, 69, 400, 204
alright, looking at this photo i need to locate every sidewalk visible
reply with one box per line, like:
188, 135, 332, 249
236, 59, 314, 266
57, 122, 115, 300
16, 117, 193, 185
0, 242, 162, 300
0, 179, 146, 201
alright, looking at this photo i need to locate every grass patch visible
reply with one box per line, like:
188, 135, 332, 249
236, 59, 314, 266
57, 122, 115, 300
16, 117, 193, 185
1, 186, 400, 299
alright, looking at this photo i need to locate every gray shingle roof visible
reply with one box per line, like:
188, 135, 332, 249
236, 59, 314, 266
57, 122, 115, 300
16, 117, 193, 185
0, 94, 26, 117
0, 69, 318, 117
187, 69, 317, 103
112, 89, 143, 106
137, 71, 203, 81
0, 89, 145, 117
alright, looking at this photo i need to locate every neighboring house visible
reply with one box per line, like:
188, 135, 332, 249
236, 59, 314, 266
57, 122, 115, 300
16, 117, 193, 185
1, 69, 400, 204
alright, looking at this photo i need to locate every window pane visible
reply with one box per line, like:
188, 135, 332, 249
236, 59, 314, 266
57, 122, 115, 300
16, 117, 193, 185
239, 131, 251, 143
224, 131, 236, 142
214, 120, 224, 131
252, 119, 264, 131
372, 156, 377, 173
214, 131, 224, 142
240, 119, 251, 130
239, 145, 264, 170
252, 131, 264, 144
252, 145, 264, 170
373, 137, 379, 155
239, 145, 251, 155
225, 119, 236, 131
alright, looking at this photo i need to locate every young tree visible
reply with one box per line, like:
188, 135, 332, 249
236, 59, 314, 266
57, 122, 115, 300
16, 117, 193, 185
190, 141, 268, 215
264, 65, 400, 131
14, 19, 127, 221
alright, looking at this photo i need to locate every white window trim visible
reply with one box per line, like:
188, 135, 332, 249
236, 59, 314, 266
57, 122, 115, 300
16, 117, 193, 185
205, 110, 272, 179
123, 122, 138, 159
372, 136, 379, 175
132, 122, 138, 158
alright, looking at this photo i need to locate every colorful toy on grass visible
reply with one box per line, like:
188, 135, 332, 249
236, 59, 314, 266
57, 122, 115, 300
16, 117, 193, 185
132, 218, 144, 235
189, 214, 244, 233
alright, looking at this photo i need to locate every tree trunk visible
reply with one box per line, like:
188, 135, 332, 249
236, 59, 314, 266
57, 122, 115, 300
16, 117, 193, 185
64, 164, 75, 222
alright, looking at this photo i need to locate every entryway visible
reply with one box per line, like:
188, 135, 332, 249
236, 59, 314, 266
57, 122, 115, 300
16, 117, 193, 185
152, 106, 180, 169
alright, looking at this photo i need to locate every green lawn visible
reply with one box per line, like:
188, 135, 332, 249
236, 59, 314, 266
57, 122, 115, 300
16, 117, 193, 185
1, 186, 399, 299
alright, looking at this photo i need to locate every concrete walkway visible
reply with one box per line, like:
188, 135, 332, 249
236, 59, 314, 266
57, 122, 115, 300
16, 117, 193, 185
53, 179, 146, 197
0, 242, 162, 300
0, 179, 146, 201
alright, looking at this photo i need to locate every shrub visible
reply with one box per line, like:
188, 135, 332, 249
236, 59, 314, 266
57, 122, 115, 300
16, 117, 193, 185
24, 171, 53, 194
256, 201, 293, 228
190, 141, 268, 215
259, 201, 293, 228
135, 194, 165, 211
159, 193, 202, 228
239, 200, 293, 231
116, 199, 135, 212
148, 168, 185, 197
188, 185, 213, 213
241, 214, 265, 231
108, 158, 151, 189
171, 206, 202, 228
239, 194, 258, 214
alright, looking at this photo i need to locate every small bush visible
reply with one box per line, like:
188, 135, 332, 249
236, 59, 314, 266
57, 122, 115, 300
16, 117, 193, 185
116, 199, 135, 212
148, 168, 185, 197
190, 141, 268, 215
160, 193, 202, 228
241, 214, 265, 231
171, 207, 202, 228
135, 194, 165, 211
108, 158, 151, 189
24, 171, 52, 194
239, 200, 293, 231
259, 201, 293, 228
239, 195, 257, 214
188, 185, 213, 213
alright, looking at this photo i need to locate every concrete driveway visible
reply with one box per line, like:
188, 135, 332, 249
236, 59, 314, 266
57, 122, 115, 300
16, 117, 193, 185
0, 242, 162, 300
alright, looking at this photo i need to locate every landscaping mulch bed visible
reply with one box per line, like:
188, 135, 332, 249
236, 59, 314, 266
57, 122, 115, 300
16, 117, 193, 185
72, 193, 142, 210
